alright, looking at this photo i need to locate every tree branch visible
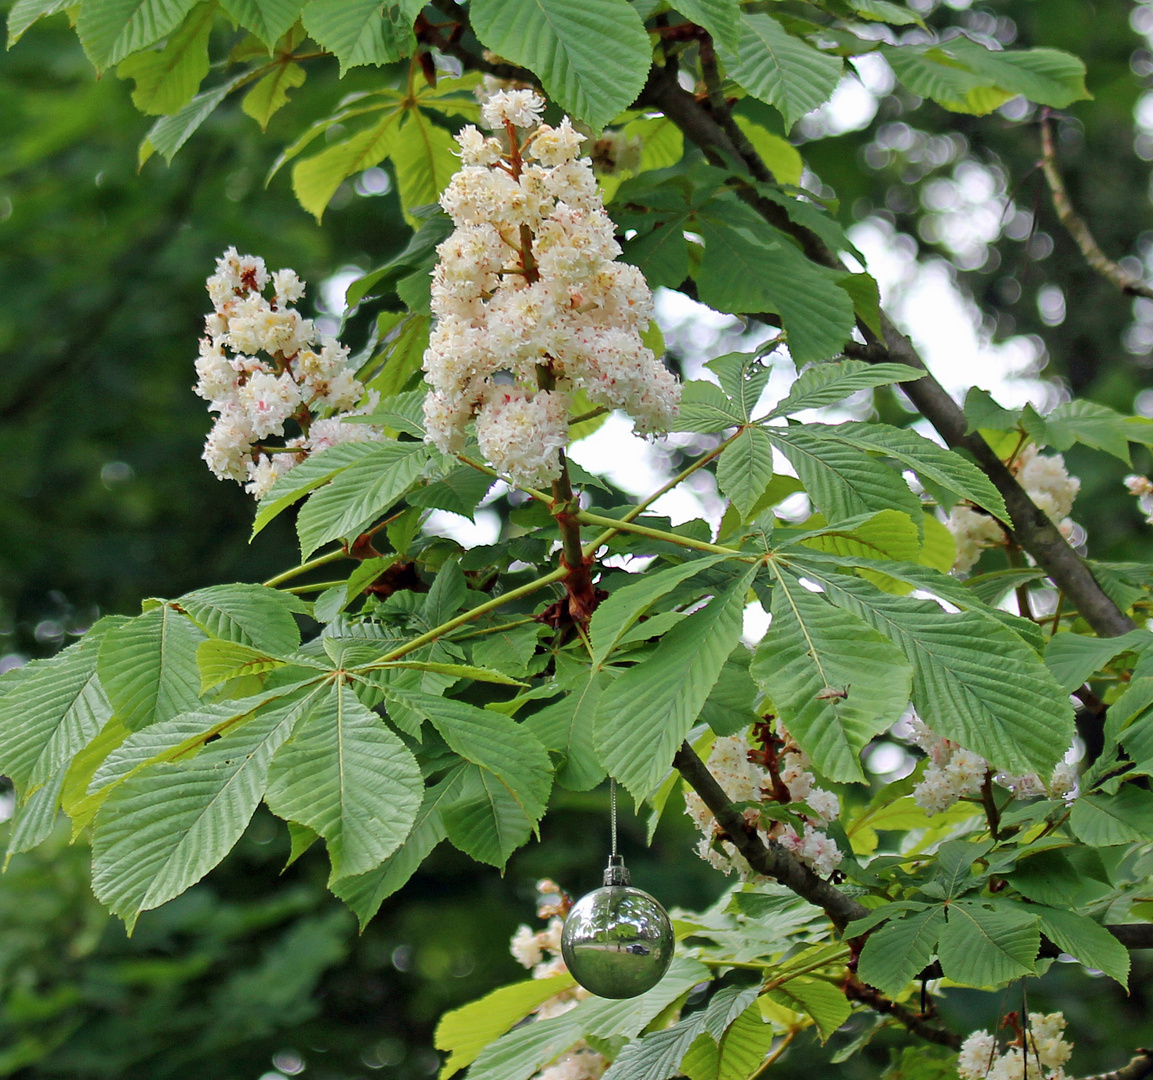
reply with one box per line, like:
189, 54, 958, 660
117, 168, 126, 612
639, 62, 1134, 640
672, 741, 869, 931
843, 978, 961, 1050
1078, 1052, 1153, 1080
1039, 111, 1153, 301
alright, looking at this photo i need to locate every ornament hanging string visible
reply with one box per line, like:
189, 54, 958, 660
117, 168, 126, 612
610, 777, 617, 859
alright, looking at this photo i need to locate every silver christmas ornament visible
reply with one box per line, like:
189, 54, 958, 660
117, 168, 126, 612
560, 781, 674, 999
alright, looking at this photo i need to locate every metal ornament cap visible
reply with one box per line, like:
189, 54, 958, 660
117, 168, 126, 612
560, 857, 675, 999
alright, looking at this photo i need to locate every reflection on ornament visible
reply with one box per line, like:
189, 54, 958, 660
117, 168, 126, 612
561, 855, 675, 999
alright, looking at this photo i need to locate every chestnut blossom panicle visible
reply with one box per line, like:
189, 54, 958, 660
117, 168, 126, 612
196, 248, 382, 499
957, 1013, 1073, 1080
684, 730, 842, 880
906, 717, 1077, 815
423, 90, 679, 489
946, 444, 1080, 574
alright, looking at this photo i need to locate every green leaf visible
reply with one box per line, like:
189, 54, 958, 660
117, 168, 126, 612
673, 0, 740, 52
469, 0, 651, 129
1021, 400, 1134, 464
589, 554, 728, 666
435, 973, 577, 1080
197, 639, 285, 693
364, 313, 431, 399
827, 422, 1008, 521
1044, 630, 1151, 693
673, 380, 743, 433
706, 352, 773, 423
846, 0, 922, 26
177, 583, 306, 653
393, 691, 553, 866
695, 203, 854, 365
219, 0, 307, 45
767, 360, 919, 418
97, 605, 206, 731
242, 59, 305, 129
252, 440, 384, 537
301, 0, 409, 73
594, 568, 755, 799
766, 426, 923, 525
1070, 786, 1153, 845
348, 215, 452, 307
391, 108, 459, 223
5, 765, 67, 862
754, 569, 911, 782
767, 978, 850, 1043
264, 681, 422, 878
330, 771, 457, 927
807, 572, 1073, 775
699, 650, 759, 737
857, 907, 945, 997
719, 12, 843, 129
295, 441, 429, 558
789, 508, 922, 564
466, 958, 711, 1080
0, 639, 112, 791
524, 669, 609, 791
292, 108, 403, 221
139, 72, 245, 163
714, 1000, 776, 1076
717, 427, 775, 518
116, 1, 214, 115
7, 0, 71, 45
77, 0, 200, 71
90, 694, 309, 927
936, 901, 1039, 988
1033, 905, 1129, 988
732, 114, 803, 186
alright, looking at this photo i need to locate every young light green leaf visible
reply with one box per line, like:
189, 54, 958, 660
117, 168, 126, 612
857, 906, 945, 998
594, 568, 755, 799
754, 570, 912, 782
767, 360, 920, 418
295, 441, 429, 558
719, 12, 842, 129
436, 973, 577, 1080
391, 108, 459, 223
116, 1, 213, 115
265, 681, 423, 879
469, 0, 651, 129
78, 0, 200, 71
97, 605, 206, 731
714, 999, 777, 1076
936, 901, 1039, 988
733, 116, 803, 185
767, 978, 850, 1044
7, 0, 71, 46
139, 73, 245, 164
90, 694, 308, 927
242, 59, 305, 129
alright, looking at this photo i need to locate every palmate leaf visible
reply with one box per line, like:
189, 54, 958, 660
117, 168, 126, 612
97, 605, 206, 731
936, 901, 1039, 988
716, 427, 775, 518
7, 0, 72, 45
295, 440, 430, 558
0, 631, 113, 791
176, 582, 307, 653
753, 569, 911, 782
1033, 905, 1130, 988
673, 380, 743, 433
523, 668, 609, 791
767, 977, 850, 1044
90, 691, 313, 928
804, 570, 1072, 775
77, 0, 201, 72
300, 0, 410, 73
265, 681, 423, 879
719, 12, 842, 129
593, 568, 755, 799
469, 0, 651, 129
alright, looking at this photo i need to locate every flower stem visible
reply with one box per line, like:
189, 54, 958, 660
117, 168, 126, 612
576, 510, 745, 557
263, 547, 352, 588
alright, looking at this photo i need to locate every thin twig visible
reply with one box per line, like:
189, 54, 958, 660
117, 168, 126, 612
1039, 111, 1153, 300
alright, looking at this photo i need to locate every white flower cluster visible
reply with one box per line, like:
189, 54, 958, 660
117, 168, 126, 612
684, 730, 843, 879
907, 717, 1077, 816
423, 89, 679, 489
946, 444, 1080, 574
509, 879, 608, 1080
196, 248, 381, 499
1125, 473, 1153, 523
957, 1012, 1073, 1080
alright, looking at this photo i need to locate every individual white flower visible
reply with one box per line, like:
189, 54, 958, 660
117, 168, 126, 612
482, 88, 546, 130
271, 267, 305, 304
456, 124, 505, 166
511, 924, 543, 968
530, 118, 586, 167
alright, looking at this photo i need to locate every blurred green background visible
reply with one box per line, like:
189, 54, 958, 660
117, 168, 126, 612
3, 1, 1153, 1077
